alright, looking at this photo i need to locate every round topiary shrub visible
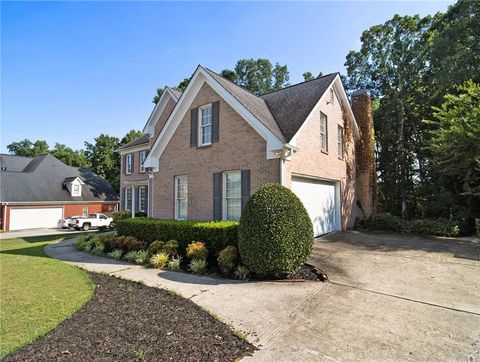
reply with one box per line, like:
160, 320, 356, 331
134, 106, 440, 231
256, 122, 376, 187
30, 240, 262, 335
238, 183, 314, 278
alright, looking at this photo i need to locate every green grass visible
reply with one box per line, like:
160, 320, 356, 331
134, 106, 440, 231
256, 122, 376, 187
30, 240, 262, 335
0, 234, 94, 357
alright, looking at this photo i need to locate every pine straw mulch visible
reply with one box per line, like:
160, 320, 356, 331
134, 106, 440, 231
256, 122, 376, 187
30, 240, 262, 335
4, 273, 255, 362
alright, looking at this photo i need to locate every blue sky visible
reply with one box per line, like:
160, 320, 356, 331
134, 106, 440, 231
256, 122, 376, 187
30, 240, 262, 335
1, 1, 453, 152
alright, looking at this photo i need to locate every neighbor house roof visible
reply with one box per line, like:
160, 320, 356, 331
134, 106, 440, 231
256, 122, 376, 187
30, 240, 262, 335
116, 134, 150, 151
0, 154, 118, 203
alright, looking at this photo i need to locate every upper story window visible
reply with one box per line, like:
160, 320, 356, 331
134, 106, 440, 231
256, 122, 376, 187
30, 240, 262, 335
198, 104, 212, 146
223, 171, 241, 221
337, 125, 344, 159
320, 112, 328, 152
126, 154, 133, 174
174, 176, 188, 220
139, 151, 147, 173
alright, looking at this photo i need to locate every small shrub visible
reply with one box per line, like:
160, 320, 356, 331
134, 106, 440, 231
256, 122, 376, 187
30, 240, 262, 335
116, 236, 147, 252
134, 250, 149, 265
163, 240, 179, 256
107, 249, 123, 259
186, 241, 209, 260
189, 258, 207, 274
92, 243, 105, 256
234, 265, 250, 280
148, 240, 165, 255
167, 256, 182, 271
364, 213, 404, 232
112, 211, 131, 222
407, 218, 460, 237
125, 250, 140, 262
217, 246, 239, 274
75, 235, 91, 251
150, 252, 170, 268
239, 184, 314, 278
135, 211, 147, 218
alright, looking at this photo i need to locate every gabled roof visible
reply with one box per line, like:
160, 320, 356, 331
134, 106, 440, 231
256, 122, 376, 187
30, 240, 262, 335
0, 154, 118, 203
260, 73, 338, 141
116, 134, 149, 151
0, 154, 33, 172
141, 86, 182, 136
204, 68, 285, 142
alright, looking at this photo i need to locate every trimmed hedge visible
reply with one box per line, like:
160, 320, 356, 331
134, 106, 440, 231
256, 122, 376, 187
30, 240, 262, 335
238, 183, 314, 278
361, 213, 461, 237
116, 218, 238, 256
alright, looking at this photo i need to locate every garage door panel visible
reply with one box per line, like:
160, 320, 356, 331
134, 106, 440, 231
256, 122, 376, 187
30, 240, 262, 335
292, 177, 339, 236
9, 207, 63, 230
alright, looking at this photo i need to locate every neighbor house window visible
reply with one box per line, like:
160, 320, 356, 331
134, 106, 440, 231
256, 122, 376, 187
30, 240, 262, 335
139, 151, 147, 173
320, 112, 328, 152
198, 104, 212, 146
82, 207, 88, 217
138, 186, 147, 212
126, 154, 132, 174
125, 188, 132, 211
223, 171, 241, 221
338, 125, 344, 159
174, 176, 188, 220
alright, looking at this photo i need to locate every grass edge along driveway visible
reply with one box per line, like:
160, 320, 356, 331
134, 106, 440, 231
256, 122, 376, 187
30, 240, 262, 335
0, 234, 94, 358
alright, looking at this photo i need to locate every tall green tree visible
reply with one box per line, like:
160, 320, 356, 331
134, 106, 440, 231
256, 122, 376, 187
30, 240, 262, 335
50, 143, 91, 168
153, 87, 164, 104
121, 129, 143, 145
424, 81, 480, 218
302, 71, 324, 81
84, 134, 121, 191
345, 14, 434, 218
7, 139, 49, 157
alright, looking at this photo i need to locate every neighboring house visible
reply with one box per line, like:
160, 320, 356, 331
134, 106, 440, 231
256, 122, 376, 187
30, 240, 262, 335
0, 154, 118, 231
118, 65, 374, 236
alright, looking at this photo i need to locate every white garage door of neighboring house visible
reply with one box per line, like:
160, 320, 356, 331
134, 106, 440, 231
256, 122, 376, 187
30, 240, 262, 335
9, 207, 63, 231
292, 177, 340, 237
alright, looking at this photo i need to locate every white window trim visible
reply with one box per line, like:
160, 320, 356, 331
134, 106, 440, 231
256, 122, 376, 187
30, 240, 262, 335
198, 103, 213, 147
82, 207, 88, 217
139, 151, 147, 173
330, 88, 335, 104
126, 154, 133, 175
320, 112, 328, 153
138, 186, 147, 212
125, 188, 132, 211
174, 176, 188, 220
222, 171, 242, 221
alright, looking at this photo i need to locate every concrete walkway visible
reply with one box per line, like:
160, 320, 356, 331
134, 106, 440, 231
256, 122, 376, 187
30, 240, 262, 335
45, 233, 480, 361
45, 238, 326, 347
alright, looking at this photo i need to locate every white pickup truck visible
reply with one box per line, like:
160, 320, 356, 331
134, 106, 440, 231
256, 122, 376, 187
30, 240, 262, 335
69, 213, 113, 231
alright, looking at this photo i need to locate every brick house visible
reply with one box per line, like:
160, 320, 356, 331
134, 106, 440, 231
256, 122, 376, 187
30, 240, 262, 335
118, 66, 374, 236
0, 154, 118, 231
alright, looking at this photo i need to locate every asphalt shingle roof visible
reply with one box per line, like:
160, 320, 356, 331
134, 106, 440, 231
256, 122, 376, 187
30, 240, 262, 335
116, 134, 149, 151
260, 73, 338, 141
0, 154, 118, 203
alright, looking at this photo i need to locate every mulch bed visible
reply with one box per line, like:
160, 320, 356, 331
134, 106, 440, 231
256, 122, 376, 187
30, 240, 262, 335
286, 263, 327, 282
4, 273, 255, 362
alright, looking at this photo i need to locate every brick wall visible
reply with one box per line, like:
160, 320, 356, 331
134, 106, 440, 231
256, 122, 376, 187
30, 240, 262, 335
152, 82, 280, 220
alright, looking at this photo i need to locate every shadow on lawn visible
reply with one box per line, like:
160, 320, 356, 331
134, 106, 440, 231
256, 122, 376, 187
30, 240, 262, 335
0, 244, 48, 257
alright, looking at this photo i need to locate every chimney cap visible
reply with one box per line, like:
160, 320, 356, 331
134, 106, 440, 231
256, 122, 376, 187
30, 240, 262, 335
351, 89, 369, 98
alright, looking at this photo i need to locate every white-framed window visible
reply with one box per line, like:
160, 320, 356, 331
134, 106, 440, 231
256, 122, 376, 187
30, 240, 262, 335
125, 188, 132, 211
139, 151, 147, 173
174, 176, 188, 220
82, 207, 88, 217
198, 104, 212, 146
320, 112, 328, 152
138, 186, 147, 212
126, 154, 133, 174
330, 88, 335, 104
337, 125, 344, 159
223, 171, 241, 221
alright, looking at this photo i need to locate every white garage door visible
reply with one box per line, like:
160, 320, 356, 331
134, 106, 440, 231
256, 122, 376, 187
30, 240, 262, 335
292, 177, 340, 237
9, 207, 63, 231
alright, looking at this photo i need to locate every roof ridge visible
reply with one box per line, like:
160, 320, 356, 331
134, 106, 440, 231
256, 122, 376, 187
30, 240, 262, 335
259, 72, 339, 97
203, 66, 264, 100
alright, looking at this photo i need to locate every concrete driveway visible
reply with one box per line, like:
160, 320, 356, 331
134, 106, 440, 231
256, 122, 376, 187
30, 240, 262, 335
249, 231, 480, 361
0, 228, 94, 239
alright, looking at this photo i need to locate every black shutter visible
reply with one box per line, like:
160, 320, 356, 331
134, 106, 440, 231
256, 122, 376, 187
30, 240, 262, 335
241, 170, 251, 211
190, 108, 198, 147
123, 155, 126, 174
213, 172, 222, 221
121, 187, 125, 210
212, 101, 220, 143
131, 153, 135, 174
144, 186, 149, 215
134, 187, 139, 212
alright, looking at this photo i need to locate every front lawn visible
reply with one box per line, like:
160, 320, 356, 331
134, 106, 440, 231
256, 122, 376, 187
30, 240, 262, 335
0, 235, 94, 358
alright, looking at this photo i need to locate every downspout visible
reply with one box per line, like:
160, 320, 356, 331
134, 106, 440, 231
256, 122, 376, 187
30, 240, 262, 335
131, 185, 135, 218
2, 203, 7, 232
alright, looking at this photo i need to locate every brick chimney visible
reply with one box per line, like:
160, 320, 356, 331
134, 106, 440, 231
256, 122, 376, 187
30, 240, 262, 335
351, 90, 375, 219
